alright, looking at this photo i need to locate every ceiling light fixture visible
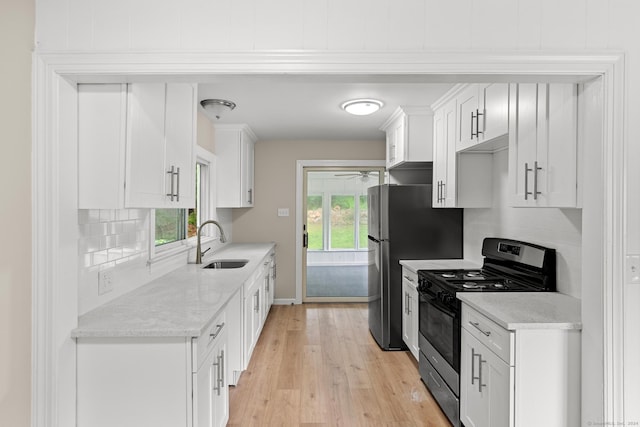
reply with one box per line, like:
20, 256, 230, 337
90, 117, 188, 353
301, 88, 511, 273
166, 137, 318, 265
200, 99, 237, 120
341, 99, 384, 116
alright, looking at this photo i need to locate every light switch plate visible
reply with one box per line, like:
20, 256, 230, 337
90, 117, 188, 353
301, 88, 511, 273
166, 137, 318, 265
277, 208, 290, 217
626, 255, 640, 284
98, 269, 114, 295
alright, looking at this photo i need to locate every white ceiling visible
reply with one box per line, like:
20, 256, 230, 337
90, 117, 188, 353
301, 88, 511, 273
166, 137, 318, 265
197, 75, 454, 141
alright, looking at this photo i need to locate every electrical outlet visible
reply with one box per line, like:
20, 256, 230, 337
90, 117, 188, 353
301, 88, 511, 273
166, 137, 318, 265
627, 255, 640, 284
98, 269, 114, 295
277, 208, 289, 217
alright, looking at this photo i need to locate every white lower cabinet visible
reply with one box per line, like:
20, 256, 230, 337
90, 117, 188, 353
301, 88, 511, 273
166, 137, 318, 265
194, 313, 228, 427
401, 267, 419, 361
241, 251, 275, 368
460, 304, 581, 427
460, 329, 510, 427
77, 308, 230, 427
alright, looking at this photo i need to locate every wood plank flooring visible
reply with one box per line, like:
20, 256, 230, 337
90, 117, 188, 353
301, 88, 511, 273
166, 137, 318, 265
228, 303, 452, 427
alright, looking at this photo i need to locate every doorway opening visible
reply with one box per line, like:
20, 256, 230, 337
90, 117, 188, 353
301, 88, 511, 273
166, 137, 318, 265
302, 166, 384, 302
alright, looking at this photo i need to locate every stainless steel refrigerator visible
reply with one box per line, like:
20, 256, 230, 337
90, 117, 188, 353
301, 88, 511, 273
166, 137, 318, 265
367, 184, 463, 350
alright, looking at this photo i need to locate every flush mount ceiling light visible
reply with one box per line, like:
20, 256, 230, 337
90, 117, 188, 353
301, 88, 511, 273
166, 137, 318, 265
200, 99, 237, 120
341, 98, 384, 116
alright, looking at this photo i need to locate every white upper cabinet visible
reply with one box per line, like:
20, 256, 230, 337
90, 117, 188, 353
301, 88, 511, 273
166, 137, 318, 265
78, 83, 197, 209
432, 93, 493, 208
78, 84, 127, 209
125, 83, 196, 208
508, 83, 579, 207
215, 124, 257, 208
381, 106, 433, 169
457, 83, 509, 152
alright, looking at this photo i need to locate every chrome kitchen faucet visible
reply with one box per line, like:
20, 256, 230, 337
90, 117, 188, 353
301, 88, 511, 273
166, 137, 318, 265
196, 220, 227, 264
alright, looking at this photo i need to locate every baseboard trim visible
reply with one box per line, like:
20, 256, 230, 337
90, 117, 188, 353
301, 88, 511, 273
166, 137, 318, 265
273, 298, 297, 305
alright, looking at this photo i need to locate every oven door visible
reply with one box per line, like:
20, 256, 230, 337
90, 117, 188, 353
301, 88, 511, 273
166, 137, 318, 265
418, 293, 460, 372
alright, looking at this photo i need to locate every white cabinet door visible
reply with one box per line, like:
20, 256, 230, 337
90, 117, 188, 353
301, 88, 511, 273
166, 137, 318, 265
402, 280, 411, 349
479, 83, 509, 142
432, 107, 446, 207
433, 99, 459, 207
382, 107, 432, 169
164, 84, 196, 208
460, 329, 511, 427
509, 83, 578, 207
216, 125, 257, 208
243, 278, 263, 365
125, 83, 168, 208
125, 83, 196, 208
401, 268, 419, 361
195, 332, 228, 427
443, 99, 459, 207
457, 85, 480, 151
385, 115, 403, 168
225, 289, 243, 386
408, 285, 419, 360
78, 84, 127, 209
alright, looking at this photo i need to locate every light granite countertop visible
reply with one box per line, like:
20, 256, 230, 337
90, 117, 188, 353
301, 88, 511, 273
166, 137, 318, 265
399, 259, 482, 273
457, 292, 582, 331
71, 242, 275, 339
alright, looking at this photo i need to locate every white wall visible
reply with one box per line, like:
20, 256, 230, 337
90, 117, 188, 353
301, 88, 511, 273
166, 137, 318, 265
464, 149, 582, 298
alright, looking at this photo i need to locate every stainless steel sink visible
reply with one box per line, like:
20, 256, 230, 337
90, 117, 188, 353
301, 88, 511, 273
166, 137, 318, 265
202, 259, 249, 269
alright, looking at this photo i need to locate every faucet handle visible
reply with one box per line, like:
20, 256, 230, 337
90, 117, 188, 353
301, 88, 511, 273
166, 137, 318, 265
201, 247, 211, 257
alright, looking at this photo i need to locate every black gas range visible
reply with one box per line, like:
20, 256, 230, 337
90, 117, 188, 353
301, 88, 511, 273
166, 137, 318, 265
416, 238, 556, 427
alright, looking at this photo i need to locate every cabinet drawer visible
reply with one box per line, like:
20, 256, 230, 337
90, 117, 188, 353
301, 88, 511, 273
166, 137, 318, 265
461, 305, 512, 364
402, 268, 418, 290
193, 310, 226, 371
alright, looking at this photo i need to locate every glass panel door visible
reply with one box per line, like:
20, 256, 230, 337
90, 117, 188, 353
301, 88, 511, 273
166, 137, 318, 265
302, 167, 383, 302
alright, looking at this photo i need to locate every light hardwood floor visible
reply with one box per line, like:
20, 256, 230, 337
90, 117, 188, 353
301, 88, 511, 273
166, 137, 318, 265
228, 303, 452, 427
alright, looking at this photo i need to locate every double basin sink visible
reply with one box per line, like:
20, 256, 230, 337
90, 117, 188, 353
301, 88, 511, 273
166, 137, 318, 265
202, 259, 249, 269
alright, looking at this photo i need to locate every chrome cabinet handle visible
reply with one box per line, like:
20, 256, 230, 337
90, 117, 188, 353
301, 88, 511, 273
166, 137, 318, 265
175, 167, 180, 202
213, 356, 221, 394
437, 181, 441, 203
469, 321, 491, 337
209, 322, 225, 341
533, 161, 542, 200
407, 294, 412, 315
470, 110, 476, 139
404, 292, 409, 315
220, 349, 225, 389
476, 108, 484, 136
165, 165, 179, 202
471, 348, 479, 385
248, 188, 253, 204
166, 166, 175, 201
524, 162, 532, 200
478, 354, 487, 392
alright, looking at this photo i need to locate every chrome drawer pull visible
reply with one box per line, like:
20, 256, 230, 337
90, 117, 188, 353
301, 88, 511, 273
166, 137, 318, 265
428, 371, 441, 388
469, 321, 491, 337
209, 322, 226, 340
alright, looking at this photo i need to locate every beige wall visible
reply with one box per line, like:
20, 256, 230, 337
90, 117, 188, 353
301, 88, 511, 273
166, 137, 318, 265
231, 139, 385, 300
0, 0, 34, 425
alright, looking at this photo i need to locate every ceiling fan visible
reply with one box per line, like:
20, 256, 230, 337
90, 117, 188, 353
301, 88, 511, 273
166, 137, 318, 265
334, 171, 376, 181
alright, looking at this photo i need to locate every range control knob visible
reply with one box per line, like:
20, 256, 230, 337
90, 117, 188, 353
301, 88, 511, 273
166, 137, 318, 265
440, 292, 455, 305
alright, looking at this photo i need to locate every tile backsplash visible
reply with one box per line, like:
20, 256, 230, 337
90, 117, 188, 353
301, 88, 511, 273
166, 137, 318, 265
78, 209, 149, 273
